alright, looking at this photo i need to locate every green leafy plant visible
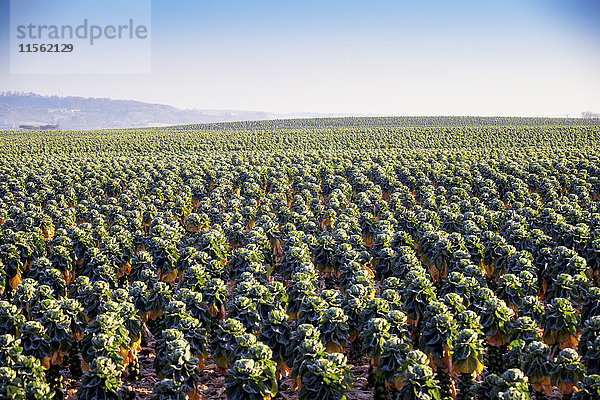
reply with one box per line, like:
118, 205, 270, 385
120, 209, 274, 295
579, 316, 600, 374
320, 307, 349, 354
550, 348, 585, 396
361, 318, 391, 365
0, 366, 25, 399
225, 353, 278, 400
395, 349, 441, 400
151, 379, 188, 400
474, 369, 531, 400
229, 296, 261, 333
258, 309, 292, 379
298, 353, 353, 400
377, 334, 411, 388
286, 324, 321, 372
203, 278, 228, 321
211, 319, 247, 372
19, 320, 51, 367
297, 296, 328, 327
0, 301, 25, 336
572, 374, 600, 400
401, 270, 437, 326
81, 333, 124, 372
419, 309, 456, 374
154, 330, 201, 398
77, 356, 123, 400
286, 274, 317, 321
542, 297, 580, 349
520, 341, 552, 396
290, 338, 325, 389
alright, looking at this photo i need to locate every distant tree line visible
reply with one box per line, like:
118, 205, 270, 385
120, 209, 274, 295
18, 124, 59, 130
582, 112, 600, 119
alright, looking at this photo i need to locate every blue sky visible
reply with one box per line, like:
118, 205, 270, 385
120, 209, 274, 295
0, 0, 599, 116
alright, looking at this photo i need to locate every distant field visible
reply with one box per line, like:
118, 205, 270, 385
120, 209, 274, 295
0, 117, 599, 400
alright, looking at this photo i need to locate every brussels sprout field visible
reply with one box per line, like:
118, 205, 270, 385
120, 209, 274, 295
1, 117, 600, 400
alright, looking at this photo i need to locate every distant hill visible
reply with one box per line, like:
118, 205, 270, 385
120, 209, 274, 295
178, 116, 600, 131
0, 92, 336, 130
1, 92, 597, 131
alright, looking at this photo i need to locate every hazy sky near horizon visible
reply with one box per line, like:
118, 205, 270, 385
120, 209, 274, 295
0, 0, 599, 116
